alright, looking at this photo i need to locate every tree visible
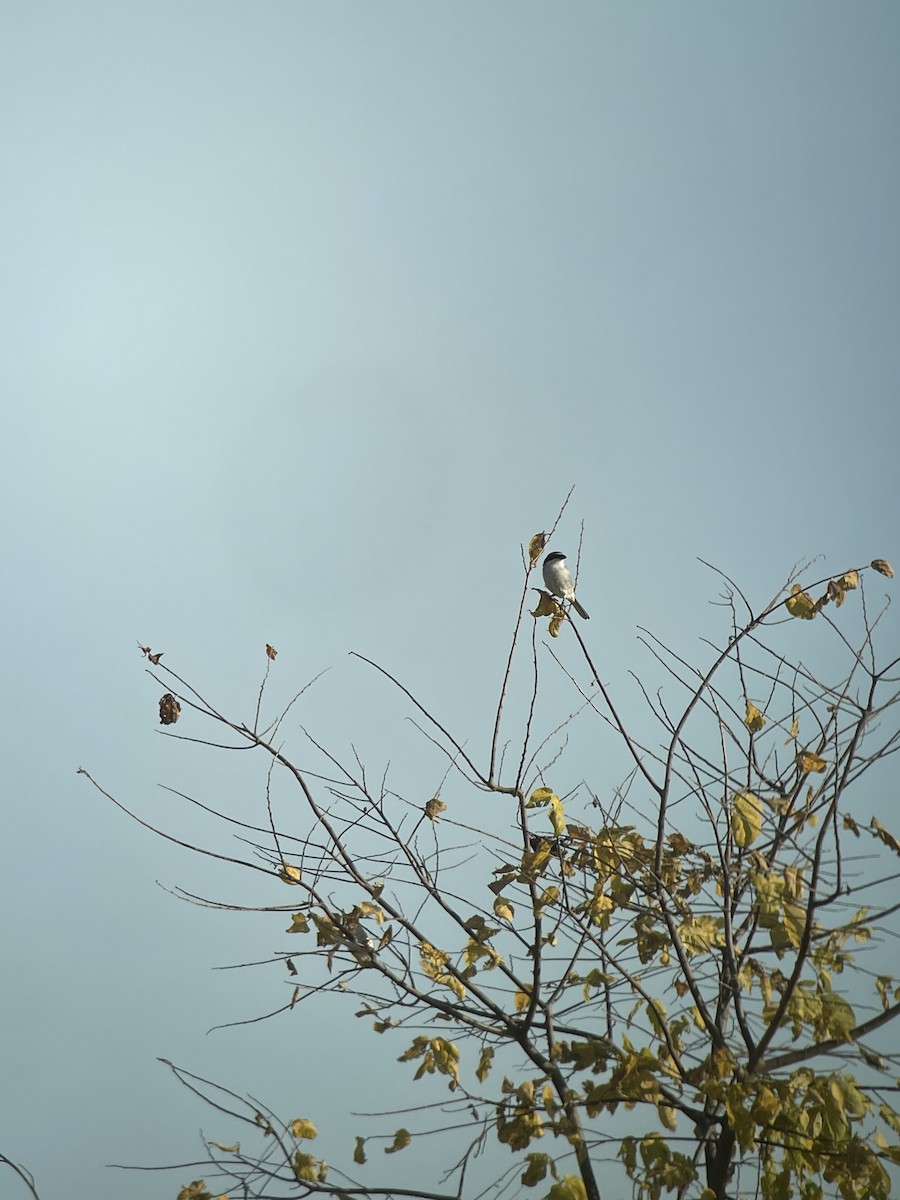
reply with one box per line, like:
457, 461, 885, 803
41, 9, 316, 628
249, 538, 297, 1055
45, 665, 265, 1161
80, 527, 900, 1200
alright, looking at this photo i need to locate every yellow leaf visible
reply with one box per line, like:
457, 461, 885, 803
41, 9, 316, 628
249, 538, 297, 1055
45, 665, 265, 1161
548, 612, 565, 637
527, 787, 555, 808
424, 797, 446, 821
476, 1046, 494, 1082
823, 996, 857, 1044
430, 1038, 460, 1087
293, 1152, 319, 1182
528, 533, 547, 564
521, 1152, 551, 1186
744, 702, 766, 733
839, 570, 859, 591
514, 989, 531, 1013
286, 912, 310, 933
796, 750, 827, 774
522, 841, 552, 879
782, 866, 802, 900
677, 915, 726, 955
871, 558, 894, 578
279, 864, 302, 884
493, 896, 514, 921
658, 1103, 678, 1131
385, 1128, 411, 1154
419, 942, 466, 1000
784, 717, 799, 745
547, 1175, 589, 1200
357, 901, 385, 923
751, 1085, 781, 1126
782, 900, 806, 948
289, 1118, 317, 1140
586, 889, 613, 929
549, 794, 566, 836
785, 585, 817, 620
732, 792, 763, 848
177, 1184, 212, 1200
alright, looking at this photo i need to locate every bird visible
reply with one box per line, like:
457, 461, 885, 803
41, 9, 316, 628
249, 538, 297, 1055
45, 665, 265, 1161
542, 551, 590, 619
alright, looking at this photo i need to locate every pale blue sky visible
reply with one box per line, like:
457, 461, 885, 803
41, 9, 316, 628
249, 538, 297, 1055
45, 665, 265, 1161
2, 4, 899, 1198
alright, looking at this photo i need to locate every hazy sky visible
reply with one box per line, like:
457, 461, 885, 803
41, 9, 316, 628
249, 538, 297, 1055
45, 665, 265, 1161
2, 4, 899, 1198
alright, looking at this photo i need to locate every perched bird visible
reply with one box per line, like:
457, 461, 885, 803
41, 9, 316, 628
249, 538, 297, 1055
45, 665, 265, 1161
542, 551, 590, 619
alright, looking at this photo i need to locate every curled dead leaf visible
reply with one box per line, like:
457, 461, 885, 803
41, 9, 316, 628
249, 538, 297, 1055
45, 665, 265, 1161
870, 817, 900, 856
159, 693, 181, 725
425, 797, 447, 821
528, 532, 547, 564
266, 644, 278, 660
871, 559, 894, 579
532, 589, 560, 618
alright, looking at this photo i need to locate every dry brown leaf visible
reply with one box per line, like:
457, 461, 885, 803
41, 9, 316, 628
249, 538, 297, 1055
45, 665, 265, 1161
528, 532, 547, 564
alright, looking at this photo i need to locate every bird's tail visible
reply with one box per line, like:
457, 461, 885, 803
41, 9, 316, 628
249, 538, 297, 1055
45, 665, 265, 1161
572, 598, 590, 620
